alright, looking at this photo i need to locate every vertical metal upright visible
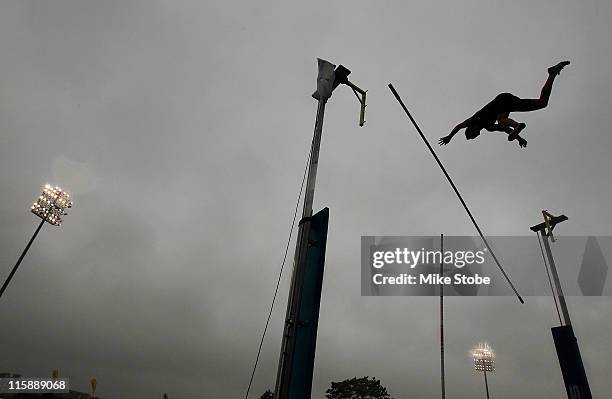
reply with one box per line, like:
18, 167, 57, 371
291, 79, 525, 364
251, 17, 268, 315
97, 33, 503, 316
274, 59, 366, 399
531, 213, 572, 325
439, 234, 445, 399
530, 213, 592, 399
540, 229, 572, 327
274, 98, 327, 399
302, 100, 326, 220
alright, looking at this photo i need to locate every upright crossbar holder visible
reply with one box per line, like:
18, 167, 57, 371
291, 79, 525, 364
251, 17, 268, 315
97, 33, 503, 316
542, 210, 561, 242
530, 212, 568, 237
325, 64, 367, 127
346, 81, 367, 127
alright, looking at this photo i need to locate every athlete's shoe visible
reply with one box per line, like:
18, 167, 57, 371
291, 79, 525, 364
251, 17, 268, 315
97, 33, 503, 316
508, 123, 526, 141
548, 61, 571, 76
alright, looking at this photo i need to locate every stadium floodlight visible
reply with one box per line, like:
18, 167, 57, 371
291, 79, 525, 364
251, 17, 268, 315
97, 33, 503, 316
472, 343, 495, 399
0, 184, 73, 299
31, 184, 73, 226
473, 342, 495, 372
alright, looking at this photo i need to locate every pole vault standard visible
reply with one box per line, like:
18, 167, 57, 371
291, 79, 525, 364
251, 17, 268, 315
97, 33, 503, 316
273, 59, 366, 399
530, 212, 592, 399
387, 84, 524, 304
531, 212, 571, 325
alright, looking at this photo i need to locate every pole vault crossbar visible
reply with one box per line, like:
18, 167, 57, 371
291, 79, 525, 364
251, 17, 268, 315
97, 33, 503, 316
388, 83, 524, 304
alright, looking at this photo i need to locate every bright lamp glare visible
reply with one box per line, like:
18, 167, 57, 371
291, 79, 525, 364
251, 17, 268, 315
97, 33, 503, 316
30, 184, 73, 226
472, 342, 495, 372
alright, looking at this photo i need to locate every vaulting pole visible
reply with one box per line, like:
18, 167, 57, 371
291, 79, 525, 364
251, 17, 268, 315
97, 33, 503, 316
387, 84, 523, 304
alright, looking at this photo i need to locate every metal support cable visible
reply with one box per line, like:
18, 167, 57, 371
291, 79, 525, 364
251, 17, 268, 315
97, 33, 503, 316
243, 136, 313, 399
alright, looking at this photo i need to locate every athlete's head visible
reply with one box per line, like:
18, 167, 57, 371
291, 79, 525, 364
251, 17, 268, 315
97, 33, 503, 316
465, 121, 482, 140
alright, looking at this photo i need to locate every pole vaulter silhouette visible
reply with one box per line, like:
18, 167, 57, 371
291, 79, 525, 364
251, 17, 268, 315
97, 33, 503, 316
439, 61, 570, 148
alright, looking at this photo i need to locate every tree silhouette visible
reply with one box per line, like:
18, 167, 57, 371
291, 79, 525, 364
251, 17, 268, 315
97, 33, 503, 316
259, 389, 274, 399
325, 376, 394, 399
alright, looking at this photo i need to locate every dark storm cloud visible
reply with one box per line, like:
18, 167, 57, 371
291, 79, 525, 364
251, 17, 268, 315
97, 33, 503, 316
0, 0, 611, 398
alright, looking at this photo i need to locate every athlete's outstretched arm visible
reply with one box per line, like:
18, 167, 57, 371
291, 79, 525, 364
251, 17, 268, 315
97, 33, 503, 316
439, 119, 469, 145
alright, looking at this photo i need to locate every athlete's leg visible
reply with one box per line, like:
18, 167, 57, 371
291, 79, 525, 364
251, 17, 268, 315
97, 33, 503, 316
485, 124, 512, 133
495, 114, 526, 140
512, 75, 555, 112
487, 123, 527, 147
512, 61, 570, 112
497, 115, 520, 129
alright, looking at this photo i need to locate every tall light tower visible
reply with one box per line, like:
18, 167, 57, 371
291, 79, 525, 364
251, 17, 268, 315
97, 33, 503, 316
472, 342, 495, 399
0, 184, 73, 299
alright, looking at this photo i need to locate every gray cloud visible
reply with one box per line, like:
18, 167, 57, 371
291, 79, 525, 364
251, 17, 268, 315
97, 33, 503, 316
0, 0, 611, 397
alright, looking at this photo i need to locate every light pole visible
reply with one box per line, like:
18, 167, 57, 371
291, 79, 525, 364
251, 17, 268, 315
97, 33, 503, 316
0, 184, 73, 299
472, 343, 495, 399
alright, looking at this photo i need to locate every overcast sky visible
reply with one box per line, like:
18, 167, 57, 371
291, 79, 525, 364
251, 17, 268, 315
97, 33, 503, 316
1, 1, 611, 398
